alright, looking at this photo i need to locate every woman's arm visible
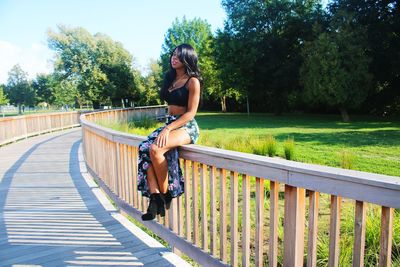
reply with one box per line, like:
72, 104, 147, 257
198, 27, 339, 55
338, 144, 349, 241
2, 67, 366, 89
155, 77, 200, 147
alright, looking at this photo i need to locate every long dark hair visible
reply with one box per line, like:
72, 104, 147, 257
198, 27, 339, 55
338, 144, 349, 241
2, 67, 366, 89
160, 43, 202, 101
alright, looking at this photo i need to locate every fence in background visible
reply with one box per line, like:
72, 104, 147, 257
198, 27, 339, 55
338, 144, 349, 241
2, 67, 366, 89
0, 111, 81, 146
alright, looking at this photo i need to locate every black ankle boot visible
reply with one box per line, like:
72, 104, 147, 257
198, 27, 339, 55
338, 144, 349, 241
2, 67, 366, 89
163, 191, 173, 210
141, 193, 165, 221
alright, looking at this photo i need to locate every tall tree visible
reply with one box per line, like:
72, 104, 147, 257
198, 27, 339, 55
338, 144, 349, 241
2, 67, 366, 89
48, 25, 138, 109
160, 17, 219, 109
220, 0, 325, 114
32, 73, 55, 106
300, 11, 372, 121
328, 0, 400, 115
140, 59, 162, 106
5, 65, 35, 114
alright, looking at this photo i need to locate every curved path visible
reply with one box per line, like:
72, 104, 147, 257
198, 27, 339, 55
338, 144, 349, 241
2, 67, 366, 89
0, 128, 190, 266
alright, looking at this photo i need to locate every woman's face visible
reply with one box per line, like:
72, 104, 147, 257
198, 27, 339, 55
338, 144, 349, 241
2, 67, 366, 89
171, 49, 184, 70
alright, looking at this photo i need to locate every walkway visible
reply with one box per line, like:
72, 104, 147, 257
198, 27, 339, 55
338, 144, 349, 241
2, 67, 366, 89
0, 128, 190, 266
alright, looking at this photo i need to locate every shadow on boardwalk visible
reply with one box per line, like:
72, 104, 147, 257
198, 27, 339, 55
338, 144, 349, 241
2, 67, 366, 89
0, 130, 182, 266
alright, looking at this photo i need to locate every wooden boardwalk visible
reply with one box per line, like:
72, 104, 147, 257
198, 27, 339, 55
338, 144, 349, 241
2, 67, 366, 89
0, 128, 190, 266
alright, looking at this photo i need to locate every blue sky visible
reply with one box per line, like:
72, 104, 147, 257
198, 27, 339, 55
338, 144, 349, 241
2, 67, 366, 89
0, 0, 226, 83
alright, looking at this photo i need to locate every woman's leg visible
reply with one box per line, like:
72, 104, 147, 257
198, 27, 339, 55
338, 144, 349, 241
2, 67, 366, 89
146, 164, 160, 194
150, 128, 191, 193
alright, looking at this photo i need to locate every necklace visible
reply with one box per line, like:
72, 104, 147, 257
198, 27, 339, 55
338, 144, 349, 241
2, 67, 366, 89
169, 75, 187, 91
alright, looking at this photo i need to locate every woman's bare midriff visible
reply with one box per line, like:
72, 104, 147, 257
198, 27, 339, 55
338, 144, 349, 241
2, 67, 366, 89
168, 105, 187, 116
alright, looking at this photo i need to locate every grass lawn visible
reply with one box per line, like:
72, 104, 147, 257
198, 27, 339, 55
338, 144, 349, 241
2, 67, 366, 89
194, 112, 400, 177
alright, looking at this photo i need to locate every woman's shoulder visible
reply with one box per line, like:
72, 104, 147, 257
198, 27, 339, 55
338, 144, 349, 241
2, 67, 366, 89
186, 76, 200, 90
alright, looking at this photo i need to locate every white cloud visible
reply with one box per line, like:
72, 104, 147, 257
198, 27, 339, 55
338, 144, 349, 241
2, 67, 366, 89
0, 41, 54, 84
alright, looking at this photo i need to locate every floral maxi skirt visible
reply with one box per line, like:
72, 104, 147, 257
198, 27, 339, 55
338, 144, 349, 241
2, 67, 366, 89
137, 115, 200, 198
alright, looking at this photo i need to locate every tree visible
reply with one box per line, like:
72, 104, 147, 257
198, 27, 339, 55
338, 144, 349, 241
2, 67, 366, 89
5, 65, 35, 114
160, 17, 220, 110
32, 73, 55, 106
300, 11, 372, 121
140, 59, 162, 106
0, 85, 8, 106
220, 0, 325, 113
52, 78, 78, 109
328, 0, 400, 115
48, 25, 138, 109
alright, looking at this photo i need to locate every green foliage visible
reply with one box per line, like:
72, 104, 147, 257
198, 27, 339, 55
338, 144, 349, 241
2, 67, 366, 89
47, 25, 138, 107
300, 10, 372, 121
220, 0, 324, 113
340, 150, 355, 169
265, 135, 278, 157
129, 116, 159, 129
32, 73, 55, 106
140, 59, 162, 106
328, 0, 400, 116
160, 17, 224, 109
316, 205, 400, 266
5, 64, 36, 111
52, 78, 78, 108
283, 137, 295, 160
0, 85, 8, 105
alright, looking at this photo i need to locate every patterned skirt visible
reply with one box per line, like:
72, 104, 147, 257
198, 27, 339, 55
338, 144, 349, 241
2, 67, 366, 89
137, 115, 200, 198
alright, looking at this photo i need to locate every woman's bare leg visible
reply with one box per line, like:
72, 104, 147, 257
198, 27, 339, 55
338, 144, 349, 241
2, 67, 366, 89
150, 128, 191, 193
146, 164, 160, 194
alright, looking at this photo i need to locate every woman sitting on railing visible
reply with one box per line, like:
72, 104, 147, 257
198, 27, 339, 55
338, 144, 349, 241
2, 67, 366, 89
137, 44, 201, 221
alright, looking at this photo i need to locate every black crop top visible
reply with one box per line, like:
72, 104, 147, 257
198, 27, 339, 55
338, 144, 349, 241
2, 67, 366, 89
165, 78, 190, 107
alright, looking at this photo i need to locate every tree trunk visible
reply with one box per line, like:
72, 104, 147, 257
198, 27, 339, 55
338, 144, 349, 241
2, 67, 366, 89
339, 106, 350, 122
221, 96, 227, 113
18, 104, 22, 115
246, 94, 250, 115
92, 101, 100, 110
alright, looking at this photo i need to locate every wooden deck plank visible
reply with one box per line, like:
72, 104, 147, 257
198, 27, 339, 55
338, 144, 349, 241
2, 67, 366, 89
0, 129, 188, 266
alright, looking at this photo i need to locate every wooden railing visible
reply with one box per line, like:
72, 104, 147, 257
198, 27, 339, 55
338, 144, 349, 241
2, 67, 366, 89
0, 111, 81, 146
80, 107, 400, 267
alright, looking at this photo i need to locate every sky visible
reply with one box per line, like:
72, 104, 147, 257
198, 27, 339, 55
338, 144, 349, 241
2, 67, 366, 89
0, 0, 226, 83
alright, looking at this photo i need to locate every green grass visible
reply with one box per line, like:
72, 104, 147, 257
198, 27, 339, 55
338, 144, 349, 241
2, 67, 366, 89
98, 112, 400, 176
194, 112, 400, 177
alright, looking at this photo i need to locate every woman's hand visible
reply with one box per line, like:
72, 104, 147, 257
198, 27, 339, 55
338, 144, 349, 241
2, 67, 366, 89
156, 126, 171, 147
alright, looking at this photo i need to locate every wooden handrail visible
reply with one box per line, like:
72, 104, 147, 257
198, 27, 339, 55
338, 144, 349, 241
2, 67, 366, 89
80, 107, 399, 267
0, 111, 81, 146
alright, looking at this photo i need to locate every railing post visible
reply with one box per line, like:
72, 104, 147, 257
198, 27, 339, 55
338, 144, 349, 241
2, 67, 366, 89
283, 185, 306, 267
379, 206, 393, 267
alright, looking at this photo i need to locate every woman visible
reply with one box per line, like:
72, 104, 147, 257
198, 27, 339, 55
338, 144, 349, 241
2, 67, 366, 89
137, 44, 201, 221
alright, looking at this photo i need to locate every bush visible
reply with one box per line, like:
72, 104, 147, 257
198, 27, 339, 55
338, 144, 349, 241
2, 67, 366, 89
340, 150, 355, 169
130, 115, 158, 129
265, 135, 277, 157
283, 137, 295, 160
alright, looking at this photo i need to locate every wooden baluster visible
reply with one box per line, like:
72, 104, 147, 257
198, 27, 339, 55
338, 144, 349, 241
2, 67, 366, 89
283, 185, 306, 267
307, 190, 319, 267
231, 171, 239, 267
220, 168, 228, 263
270, 181, 279, 267
178, 159, 184, 237
192, 162, 199, 246
127, 146, 133, 206
329, 195, 341, 267
210, 166, 217, 256
353, 200, 366, 267
379, 206, 393, 267
242, 174, 250, 267
255, 177, 264, 267
184, 160, 192, 242
201, 163, 208, 251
